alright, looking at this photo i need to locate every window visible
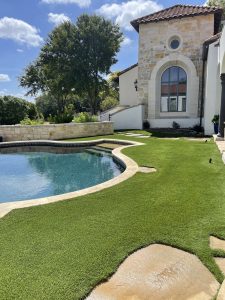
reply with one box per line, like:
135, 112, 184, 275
161, 66, 187, 112
170, 39, 180, 49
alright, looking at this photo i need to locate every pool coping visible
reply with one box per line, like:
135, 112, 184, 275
0, 139, 144, 219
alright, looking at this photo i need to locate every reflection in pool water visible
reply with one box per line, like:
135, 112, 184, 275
0, 147, 124, 203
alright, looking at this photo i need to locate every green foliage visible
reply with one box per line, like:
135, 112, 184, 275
49, 104, 74, 124
0, 96, 38, 125
35, 93, 82, 119
100, 96, 118, 111
73, 15, 123, 114
73, 112, 98, 123
212, 114, 219, 124
20, 15, 123, 115
20, 117, 44, 125
207, 0, 225, 19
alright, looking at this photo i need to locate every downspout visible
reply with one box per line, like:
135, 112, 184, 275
200, 43, 208, 129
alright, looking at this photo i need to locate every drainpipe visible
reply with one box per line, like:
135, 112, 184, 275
199, 59, 206, 129
219, 73, 225, 137
200, 40, 210, 130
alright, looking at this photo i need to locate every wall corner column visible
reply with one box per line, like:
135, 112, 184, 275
219, 73, 225, 137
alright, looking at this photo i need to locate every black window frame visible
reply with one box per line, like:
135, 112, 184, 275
160, 66, 187, 113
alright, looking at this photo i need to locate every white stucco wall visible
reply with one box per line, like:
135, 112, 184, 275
204, 41, 221, 135
220, 25, 225, 73
111, 105, 144, 130
150, 118, 200, 128
119, 66, 138, 106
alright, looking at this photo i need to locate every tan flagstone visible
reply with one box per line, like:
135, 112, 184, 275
210, 236, 225, 252
86, 244, 219, 300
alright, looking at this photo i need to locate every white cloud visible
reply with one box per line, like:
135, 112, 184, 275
0, 74, 10, 82
41, 0, 91, 8
0, 89, 8, 95
0, 17, 43, 47
16, 48, 24, 53
121, 36, 133, 46
96, 0, 163, 31
48, 13, 70, 25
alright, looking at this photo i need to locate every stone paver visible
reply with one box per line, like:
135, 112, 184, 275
217, 280, 225, 300
86, 244, 219, 300
139, 166, 157, 173
210, 236, 225, 252
214, 258, 225, 275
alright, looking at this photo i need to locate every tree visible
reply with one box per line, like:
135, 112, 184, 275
20, 22, 78, 115
20, 15, 123, 117
207, 0, 225, 19
0, 96, 38, 125
36, 93, 82, 119
73, 15, 123, 114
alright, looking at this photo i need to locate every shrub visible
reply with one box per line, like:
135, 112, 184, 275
172, 121, 180, 129
212, 114, 219, 124
51, 104, 74, 124
192, 124, 204, 133
73, 112, 98, 123
143, 120, 150, 129
100, 96, 118, 111
20, 117, 44, 125
0, 96, 38, 125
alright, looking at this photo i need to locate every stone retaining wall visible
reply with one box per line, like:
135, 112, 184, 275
0, 122, 113, 142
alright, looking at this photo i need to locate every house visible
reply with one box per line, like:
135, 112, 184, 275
101, 4, 225, 136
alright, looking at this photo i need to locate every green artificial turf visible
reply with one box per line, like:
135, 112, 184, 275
1, 134, 225, 299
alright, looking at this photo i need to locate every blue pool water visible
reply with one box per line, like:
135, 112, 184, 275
0, 147, 124, 203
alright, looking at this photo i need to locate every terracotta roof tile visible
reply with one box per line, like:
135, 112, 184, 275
131, 4, 223, 32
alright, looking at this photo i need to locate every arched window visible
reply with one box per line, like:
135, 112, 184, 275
161, 66, 187, 112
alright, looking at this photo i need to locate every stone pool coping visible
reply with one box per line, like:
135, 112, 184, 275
0, 139, 144, 218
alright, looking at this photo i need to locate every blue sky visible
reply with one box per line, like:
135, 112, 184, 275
0, 0, 204, 100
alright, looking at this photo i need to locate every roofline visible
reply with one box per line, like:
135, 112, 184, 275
130, 4, 223, 32
118, 63, 138, 76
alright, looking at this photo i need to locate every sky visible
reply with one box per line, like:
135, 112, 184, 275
0, 0, 205, 101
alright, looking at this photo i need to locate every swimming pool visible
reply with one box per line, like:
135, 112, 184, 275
0, 146, 124, 203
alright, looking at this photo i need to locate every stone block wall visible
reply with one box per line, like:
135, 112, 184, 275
0, 122, 114, 142
137, 14, 215, 120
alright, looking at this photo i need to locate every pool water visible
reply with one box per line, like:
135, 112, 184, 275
0, 147, 124, 203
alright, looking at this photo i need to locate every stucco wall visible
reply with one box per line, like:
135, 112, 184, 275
0, 122, 114, 142
111, 105, 144, 130
119, 66, 138, 106
220, 25, 225, 74
204, 41, 221, 135
138, 14, 215, 124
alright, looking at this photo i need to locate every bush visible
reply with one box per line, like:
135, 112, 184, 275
20, 117, 44, 125
172, 121, 180, 129
143, 120, 150, 129
192, 124, 204, 133
0, 96, 38, 125
73, 112, 98, 123
100, 96, 118, 111
50, 104, 74, 124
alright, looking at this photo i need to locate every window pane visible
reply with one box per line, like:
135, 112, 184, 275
161, 66, 187, 113
161, 97, 168, 112
179, 68, 187, 83
178, 83, 186, 95
169, 97, 177, 112
178, 97, 186, 112
170, 66, 179, 82
161, 83, 169, 96
169, 83, 177, 96
161, 69, 169, 82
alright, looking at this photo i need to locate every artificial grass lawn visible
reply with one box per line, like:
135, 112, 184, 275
1, 134, 225, 299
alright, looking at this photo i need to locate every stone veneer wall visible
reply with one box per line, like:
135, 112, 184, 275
0, 122, 114, 142
138, 14, 215, 120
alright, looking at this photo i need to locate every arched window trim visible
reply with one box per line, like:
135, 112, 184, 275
160, 66, 187, 113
